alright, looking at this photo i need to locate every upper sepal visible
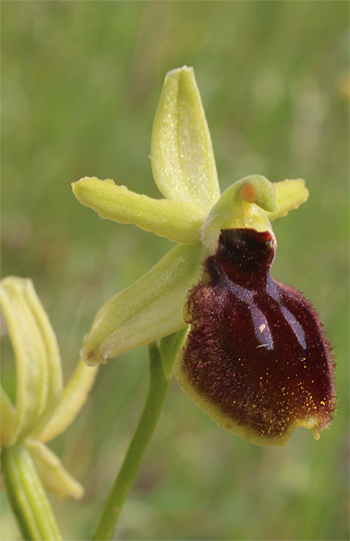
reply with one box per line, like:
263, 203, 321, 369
151, 66, 220, 212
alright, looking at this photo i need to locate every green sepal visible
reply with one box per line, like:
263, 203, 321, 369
25, 440, 84, 500
0, 279, 49, 444
37, 359, 98, 443
72, 177, 206, 244
0, 278, 63, 445
21, 279, 63, 439
264, 179, 309, 221
151, 66, 220, 213
80, 243, 203, 365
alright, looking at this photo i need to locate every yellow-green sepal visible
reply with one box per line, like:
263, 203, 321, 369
72, 177, 206, 244
37, 360, 98, 443
0, 278, 63, 445
21, 279, 64, 439
151, 66, 220, 213
25, 440, 84, 500
264, 179, 309, 221
80, 243, 203, 365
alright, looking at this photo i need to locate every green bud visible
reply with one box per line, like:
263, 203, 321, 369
1, 277, 98, 499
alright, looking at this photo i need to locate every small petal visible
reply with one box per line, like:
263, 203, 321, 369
72, 177, 206, 244
1, 386, 17, 447
37, 360, 98, 443
175, 228, 336, 447
25, 440, 84, 500
151, 66, 220, 212
80, 243, 203, 365
0, 278, 49, 444
265, 179, 309, 221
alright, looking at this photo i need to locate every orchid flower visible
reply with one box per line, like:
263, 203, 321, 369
0, 277, 98, 504
72, 66, 335, 448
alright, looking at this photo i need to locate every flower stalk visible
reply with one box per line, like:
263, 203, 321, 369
92, 329, 187, 541
1, 444, 62, 541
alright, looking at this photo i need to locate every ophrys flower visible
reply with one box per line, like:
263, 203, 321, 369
72, 66, 335, 447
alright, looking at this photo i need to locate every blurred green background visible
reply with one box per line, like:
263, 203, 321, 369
2, 2, 349, 540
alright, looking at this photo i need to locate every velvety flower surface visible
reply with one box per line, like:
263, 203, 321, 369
72, 66, 335, 447
175, 228, 336, 446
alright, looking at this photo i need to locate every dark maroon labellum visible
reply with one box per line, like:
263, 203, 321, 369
178, 228, 336, 446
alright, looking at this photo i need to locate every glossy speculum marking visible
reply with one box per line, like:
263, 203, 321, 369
180, 228, 336, 445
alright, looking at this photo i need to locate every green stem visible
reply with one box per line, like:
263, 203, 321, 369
1, 443, 62, 541
92, 329, 187, 541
